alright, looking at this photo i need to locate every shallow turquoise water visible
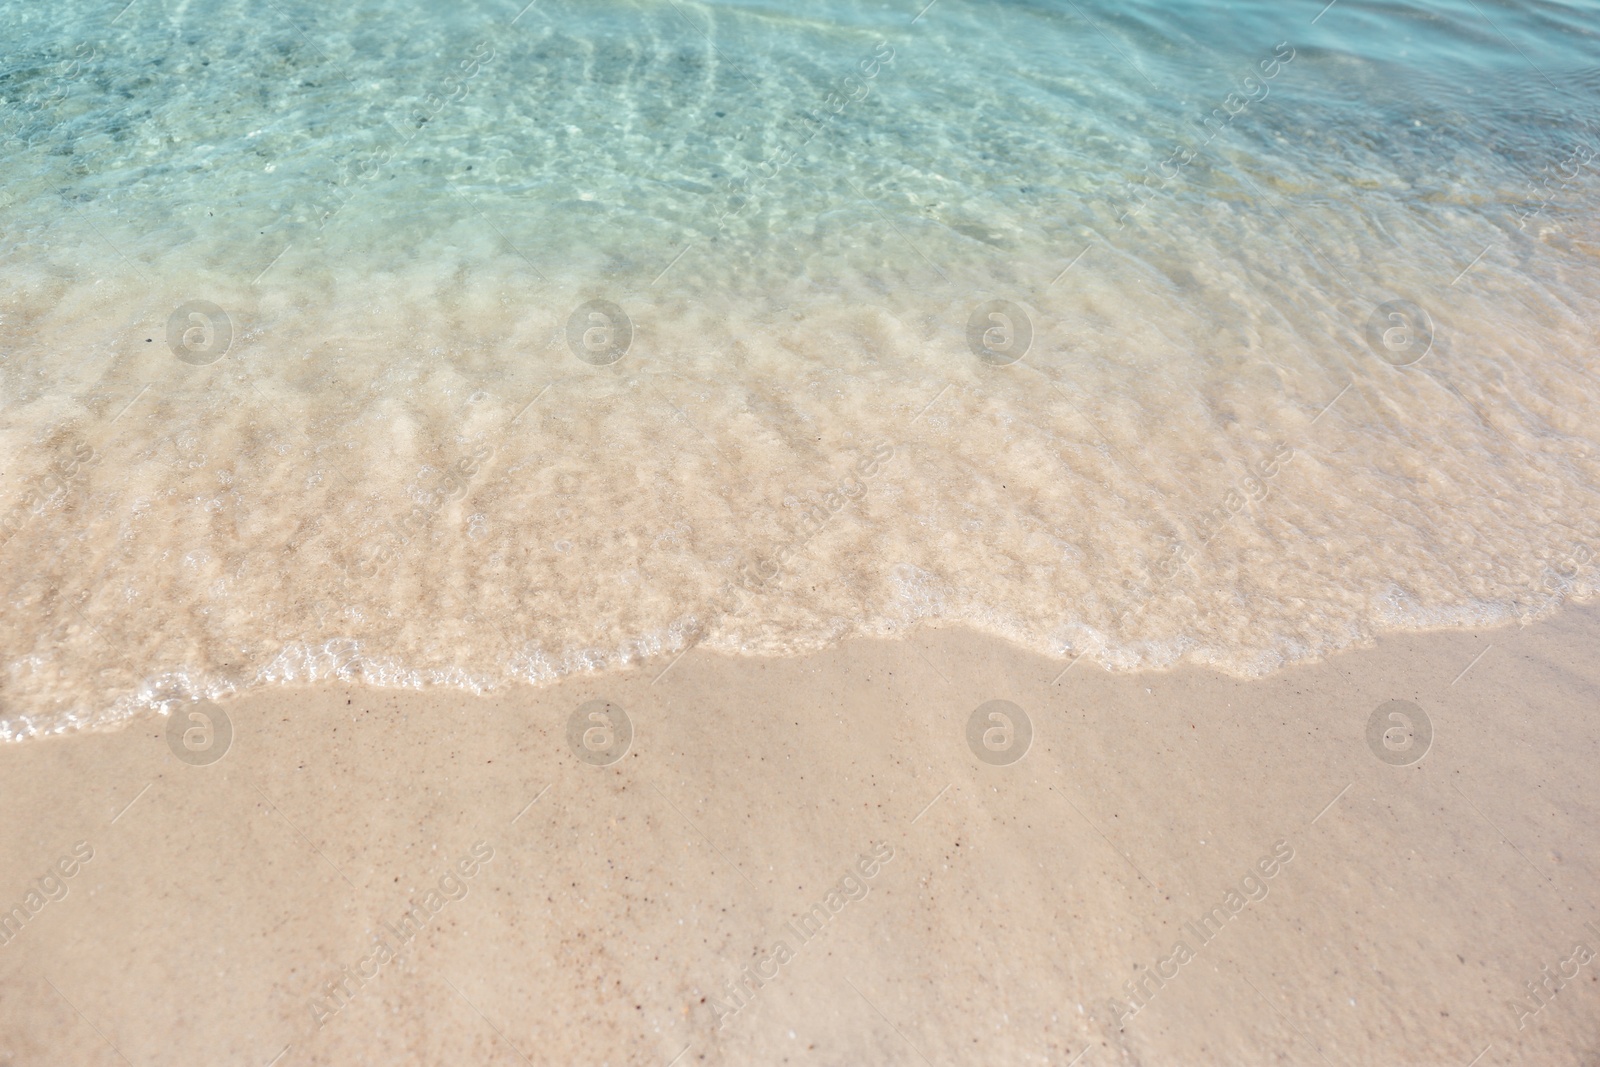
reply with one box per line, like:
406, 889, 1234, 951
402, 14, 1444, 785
2, 0, 1599, 736
4, 0, 1596, 296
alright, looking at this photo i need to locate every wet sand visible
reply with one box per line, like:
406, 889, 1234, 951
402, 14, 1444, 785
3, 604, 1598, 1066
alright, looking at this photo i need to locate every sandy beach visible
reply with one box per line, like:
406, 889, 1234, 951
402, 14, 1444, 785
3, 604, 1597, 1066
4, 2, 1599, 1063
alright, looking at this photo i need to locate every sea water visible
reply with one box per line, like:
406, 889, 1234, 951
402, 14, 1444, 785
2, 0, 1598, 738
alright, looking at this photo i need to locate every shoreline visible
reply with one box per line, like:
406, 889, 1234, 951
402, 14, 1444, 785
3, 604, 1597, 1064
5, 581, 1593, 745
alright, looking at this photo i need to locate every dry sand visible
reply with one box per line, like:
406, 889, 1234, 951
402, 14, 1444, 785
2, 604, 1598, 1067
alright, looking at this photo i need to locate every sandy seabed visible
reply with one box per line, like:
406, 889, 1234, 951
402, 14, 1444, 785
2, 603, 1598, 1067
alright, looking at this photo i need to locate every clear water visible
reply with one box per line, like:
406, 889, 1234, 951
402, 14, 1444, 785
3, 0, 1599, 738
